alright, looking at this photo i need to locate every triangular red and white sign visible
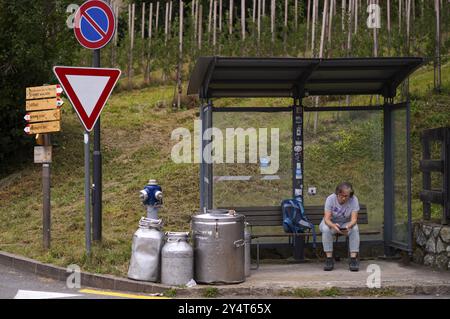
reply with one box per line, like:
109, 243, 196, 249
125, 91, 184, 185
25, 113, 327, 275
53, 66, 121, 131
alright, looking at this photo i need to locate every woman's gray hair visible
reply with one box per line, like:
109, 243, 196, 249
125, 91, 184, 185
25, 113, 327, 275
335, 182, 354, 197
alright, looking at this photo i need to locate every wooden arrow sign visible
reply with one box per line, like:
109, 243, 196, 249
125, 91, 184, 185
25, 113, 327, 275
24, 121, 61, 135
26, 85, 63, 100
26, 98, 64, 111
24, 109, 61, 123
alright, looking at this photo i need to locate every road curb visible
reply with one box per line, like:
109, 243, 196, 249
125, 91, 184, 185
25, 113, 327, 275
1, 250, 450, 298
0, 250, 178, 296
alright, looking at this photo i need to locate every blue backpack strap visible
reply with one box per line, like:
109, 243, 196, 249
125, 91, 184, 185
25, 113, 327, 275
290, 200, 299, 233
281, 200, 294, 233
296, 199, 317, 249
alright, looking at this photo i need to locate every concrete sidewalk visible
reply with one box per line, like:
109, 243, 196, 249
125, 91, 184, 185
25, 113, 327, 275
205, 260, 450, 297
1, 250, 450, 298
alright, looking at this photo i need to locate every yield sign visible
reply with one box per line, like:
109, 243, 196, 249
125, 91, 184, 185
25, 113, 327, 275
53, 66, 121, 131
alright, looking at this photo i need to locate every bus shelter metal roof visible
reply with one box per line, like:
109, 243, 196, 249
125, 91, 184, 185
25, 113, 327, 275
187, 56, 424, 99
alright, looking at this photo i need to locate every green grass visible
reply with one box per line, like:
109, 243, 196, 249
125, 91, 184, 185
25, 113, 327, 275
0, 59, 449, 277
164, 288, 178, 298
279, 287, 399, 298
202, 287, 219, 298
279, 287, 342, 298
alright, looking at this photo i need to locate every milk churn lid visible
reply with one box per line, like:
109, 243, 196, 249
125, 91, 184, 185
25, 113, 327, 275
139, 217, 163, 229
165, 231, 189, 242
192, 209, 244, 222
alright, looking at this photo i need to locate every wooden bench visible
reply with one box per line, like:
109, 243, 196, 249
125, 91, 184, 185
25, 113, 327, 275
221, 205, 380, 266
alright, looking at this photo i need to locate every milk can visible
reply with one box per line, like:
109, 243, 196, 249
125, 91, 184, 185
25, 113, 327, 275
244, 222, 251, 277
128, 217, 164, 282
192, 209, 245, 284
161, 232, 194, 286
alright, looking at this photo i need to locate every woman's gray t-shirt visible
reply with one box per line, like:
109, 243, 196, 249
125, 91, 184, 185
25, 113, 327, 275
324, 194, 360, 225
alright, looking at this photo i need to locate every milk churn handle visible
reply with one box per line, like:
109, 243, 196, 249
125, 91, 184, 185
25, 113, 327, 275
234, 239, 245, 248
167, 237, 182, 243
215, 220, 219, 239
166, 232, 189, 242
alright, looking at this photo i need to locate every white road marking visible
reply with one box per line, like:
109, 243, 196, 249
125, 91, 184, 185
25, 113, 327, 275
13, 289, 81, 299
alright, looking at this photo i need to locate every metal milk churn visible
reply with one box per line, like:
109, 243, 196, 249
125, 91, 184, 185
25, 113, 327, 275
161, 232, 194, 286
128, 217, 164, 282
192, 209, 245, 284
244, 222, 251, 277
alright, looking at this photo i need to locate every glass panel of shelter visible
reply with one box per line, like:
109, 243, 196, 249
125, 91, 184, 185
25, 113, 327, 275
205, 105, 387, 240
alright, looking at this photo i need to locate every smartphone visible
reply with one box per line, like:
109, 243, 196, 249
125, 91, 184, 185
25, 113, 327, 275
339, 227, 347, 231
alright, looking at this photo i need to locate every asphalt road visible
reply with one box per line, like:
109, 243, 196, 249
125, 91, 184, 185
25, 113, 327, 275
0, 263, 165, 299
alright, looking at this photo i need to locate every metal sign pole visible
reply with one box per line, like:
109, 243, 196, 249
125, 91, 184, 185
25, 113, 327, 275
84, 131, 91, 255
92, 48, 102, 242
70, 0, 117, 249
42, 134, 51, 249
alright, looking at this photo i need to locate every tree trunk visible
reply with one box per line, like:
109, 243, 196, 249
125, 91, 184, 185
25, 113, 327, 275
145, 3, 153, 85
315, 0, 329, 135
373, 0, 378, 58
311, 0, 317, 56
141, 2, 146, 77
128, 3, 131, 35
142, 2, 146, 39
165, 2, 169, 44
208, 0, 212, 44
421, 0, 424, 20
148, 3, 154, 69
434, 0, 441, 93
295, 0, 298, 31
242, 0, 246, 41
271, 0, 275, 46
213, 0, 217, 52
305, 0, 311, 56
128, 3, 135, 90
399, 0, 402, 32
346, 0, 353, 56
155, 2, 160, 35
219, 0, 223, 33
229, 0, 233, 35
328, 0, 334, 47
169, 1, 173, 39
111, 3, 119, 67
194, 0, 198, 42
258, 0, 261, 48
177, 1, 183, 109
387, 0, 391, 54
354, 0, 358, 34
199, 4, 203, 49
346, 0, 353, 106
319, 0, 329, 58
406, 0, 411, 54
253, 0, 256, 23
284, 0, 288, 53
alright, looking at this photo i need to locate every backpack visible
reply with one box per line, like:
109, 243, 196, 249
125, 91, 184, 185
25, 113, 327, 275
281, 198, 317, 249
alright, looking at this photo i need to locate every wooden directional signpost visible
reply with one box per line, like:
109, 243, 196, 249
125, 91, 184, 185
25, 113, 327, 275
24, 84, 64, 249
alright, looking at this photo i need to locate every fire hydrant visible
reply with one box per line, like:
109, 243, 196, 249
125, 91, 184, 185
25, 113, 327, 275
139, 179, 163, 219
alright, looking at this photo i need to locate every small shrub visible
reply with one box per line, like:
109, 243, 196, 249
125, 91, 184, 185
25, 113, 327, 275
319, 287, 342, 297
202, 287, 219, 298
164, 288, 177, 298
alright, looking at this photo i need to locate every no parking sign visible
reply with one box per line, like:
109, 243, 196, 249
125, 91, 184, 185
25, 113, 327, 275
74, 0, 115, 50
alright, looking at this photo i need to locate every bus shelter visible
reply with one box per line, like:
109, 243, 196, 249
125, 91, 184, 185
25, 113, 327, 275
187, 57, 423, 256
